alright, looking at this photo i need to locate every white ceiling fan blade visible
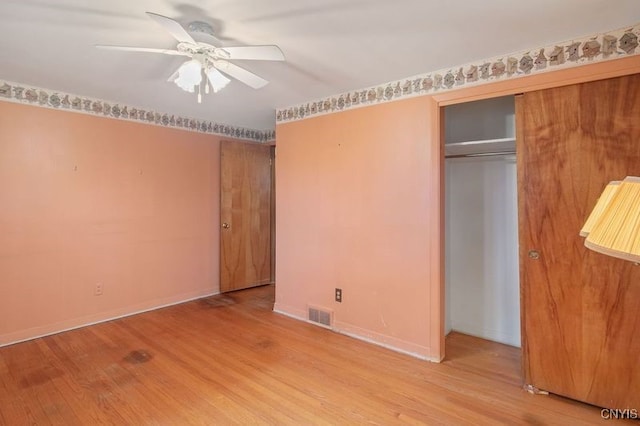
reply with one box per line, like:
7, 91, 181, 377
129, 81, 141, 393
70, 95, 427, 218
96, 45, 188, 56
214, 61, 268, 89
145, 12, 196, 45
217, 45, 285, 61
167, 65, 181, 82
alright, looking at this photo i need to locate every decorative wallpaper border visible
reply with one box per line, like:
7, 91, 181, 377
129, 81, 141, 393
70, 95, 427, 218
0, 80, 275, 143
276, 23, 640, 123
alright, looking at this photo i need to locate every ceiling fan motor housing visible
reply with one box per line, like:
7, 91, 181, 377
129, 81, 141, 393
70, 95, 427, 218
187, 21, 216, 37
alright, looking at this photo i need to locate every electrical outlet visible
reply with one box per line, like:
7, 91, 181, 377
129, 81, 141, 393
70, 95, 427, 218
335, 288, 342, 303
94, 283, 103, 296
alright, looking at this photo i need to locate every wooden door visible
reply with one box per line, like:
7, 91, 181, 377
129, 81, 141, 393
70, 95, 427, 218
220, 140, 272, 292
517, 73, 640, 409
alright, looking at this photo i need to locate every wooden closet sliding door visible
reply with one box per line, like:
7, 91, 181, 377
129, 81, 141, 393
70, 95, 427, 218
517, 73, 640, 409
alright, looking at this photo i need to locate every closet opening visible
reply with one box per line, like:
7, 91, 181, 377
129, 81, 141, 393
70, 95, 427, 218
443, 95, 521, 361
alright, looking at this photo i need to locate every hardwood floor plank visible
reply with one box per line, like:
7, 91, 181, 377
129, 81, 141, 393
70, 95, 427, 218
89, 323, 245, 424
113, 321, 316, 424
4, 339, 79, 425
0, 285, 633, 425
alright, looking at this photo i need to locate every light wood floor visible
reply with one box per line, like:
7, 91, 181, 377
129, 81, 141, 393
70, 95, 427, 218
0, 285, 625, 425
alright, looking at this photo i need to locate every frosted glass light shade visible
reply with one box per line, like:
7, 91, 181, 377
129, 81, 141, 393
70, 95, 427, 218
206, 68, 231, 93
582, 176, 640, 263
174, 60, 202, 93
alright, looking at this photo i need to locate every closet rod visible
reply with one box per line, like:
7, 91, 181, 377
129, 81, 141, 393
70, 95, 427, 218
445, 151, 516, 159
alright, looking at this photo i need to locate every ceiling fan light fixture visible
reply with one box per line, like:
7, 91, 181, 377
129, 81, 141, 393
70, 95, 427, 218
97, 12, 283, 99
206, 68, 231, 93
173, 59, 202, 93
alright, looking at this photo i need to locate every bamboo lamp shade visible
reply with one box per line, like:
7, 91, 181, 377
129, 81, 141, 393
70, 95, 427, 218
580, 176, 640, 263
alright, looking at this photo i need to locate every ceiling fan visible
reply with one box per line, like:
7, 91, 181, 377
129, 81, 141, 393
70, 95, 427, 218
96, 12, 285, 103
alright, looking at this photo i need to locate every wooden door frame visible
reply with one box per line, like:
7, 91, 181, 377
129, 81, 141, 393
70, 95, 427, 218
430, 55, 640, 362
270, 145, 276, 284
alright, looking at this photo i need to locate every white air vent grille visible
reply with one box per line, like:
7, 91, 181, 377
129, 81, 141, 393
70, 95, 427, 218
308, 306, 332, 327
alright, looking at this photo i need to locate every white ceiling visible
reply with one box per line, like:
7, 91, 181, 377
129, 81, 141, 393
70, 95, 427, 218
0, 0, 639, 131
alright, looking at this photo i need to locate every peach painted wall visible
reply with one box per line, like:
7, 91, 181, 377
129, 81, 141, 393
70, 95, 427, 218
275, 97, 438, 359
0, 101, 228, 346
275, 56, 640, 362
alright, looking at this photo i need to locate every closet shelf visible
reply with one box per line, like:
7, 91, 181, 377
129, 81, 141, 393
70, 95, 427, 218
445, 137, 515, 157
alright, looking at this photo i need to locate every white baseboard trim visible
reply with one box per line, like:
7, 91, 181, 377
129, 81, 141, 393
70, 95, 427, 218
0, 289, 219, 348
273, 304, 436, 362
273, 303, 307, 320
333, 320, 434, 361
